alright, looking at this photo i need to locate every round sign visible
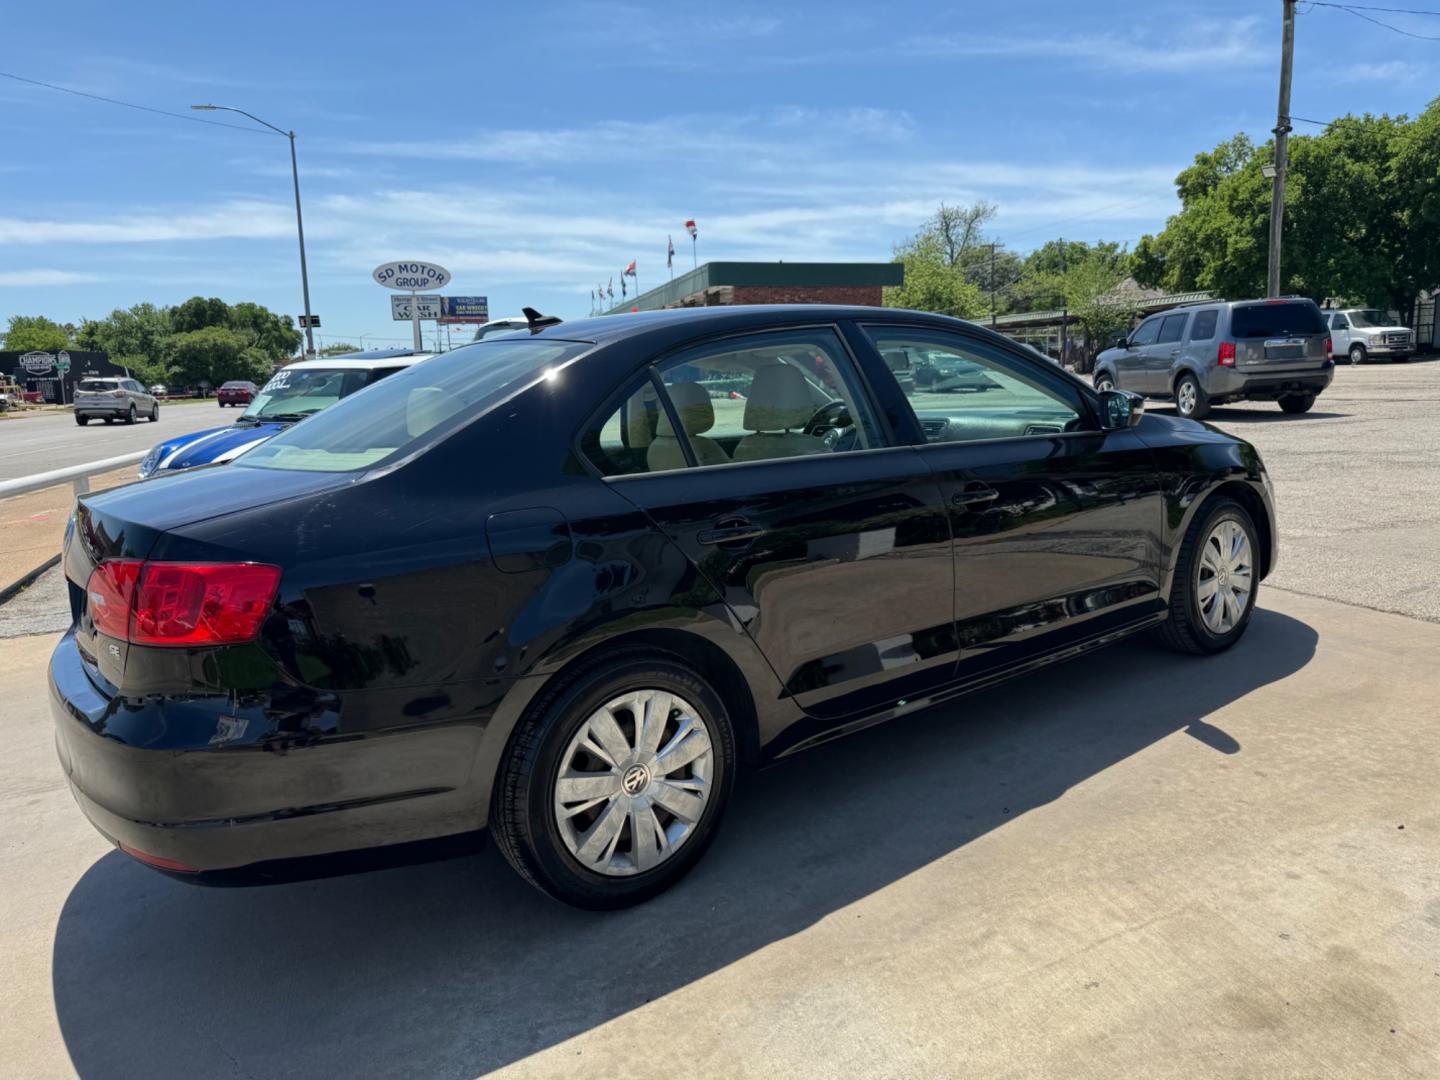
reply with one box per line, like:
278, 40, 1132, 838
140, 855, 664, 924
19, 351, 54, 375
372, 261, 451, 292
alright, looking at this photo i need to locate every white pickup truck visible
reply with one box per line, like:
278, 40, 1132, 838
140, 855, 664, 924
1325, 308, 1414, 364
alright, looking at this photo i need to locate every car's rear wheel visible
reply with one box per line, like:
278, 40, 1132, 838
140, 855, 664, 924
125, 405, 136, 425
1174, 372, 1210, 420
492, 649, 736, 909
1160, 497, 1259, 655
75, 415, 88, 426
1094, 372, 1115, 392
1278, 393, 1315, 414
1348, 343, 1366, 365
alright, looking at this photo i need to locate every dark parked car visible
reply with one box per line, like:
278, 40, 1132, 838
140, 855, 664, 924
51, 305, 1277, 909
216, 380, 259, 407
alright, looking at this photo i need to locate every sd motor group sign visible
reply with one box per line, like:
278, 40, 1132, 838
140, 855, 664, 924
372, 261, 452, 292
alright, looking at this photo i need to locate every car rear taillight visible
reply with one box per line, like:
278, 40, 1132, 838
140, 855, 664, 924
86, 560, 142, 639
84, 560, 280, 646
110, 390, 127, 398
1217, 342, 1236, 367
1326, 336, 1333, 358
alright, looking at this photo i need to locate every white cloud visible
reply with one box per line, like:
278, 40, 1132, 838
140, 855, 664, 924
1338, 59, 1422, 83
0, 269, 100, 286
0, 200, 293, 244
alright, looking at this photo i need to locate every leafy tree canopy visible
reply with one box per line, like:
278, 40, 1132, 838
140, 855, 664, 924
3, 314, 71, 353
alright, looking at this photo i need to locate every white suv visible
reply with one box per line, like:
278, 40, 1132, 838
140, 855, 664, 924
1326, 308, 1414, 364
73, 377, 159, 425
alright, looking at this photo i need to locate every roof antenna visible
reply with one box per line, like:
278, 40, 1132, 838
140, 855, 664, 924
522, 306, 563, 330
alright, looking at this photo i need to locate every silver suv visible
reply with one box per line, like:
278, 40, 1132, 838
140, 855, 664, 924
1092, 298, 1333, 419
73, 377, 159, 426
1326, 308, 1414, 364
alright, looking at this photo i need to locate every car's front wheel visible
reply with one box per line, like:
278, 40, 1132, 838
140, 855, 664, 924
1093, 372, 1116, 392
75, 415, 88, 426
1174, 372, 1210, 420
149, 404, 160, 422
1348, 343, 1366, 365
125, 405, 136, 425
1160, 497, 1259, 655
1278, 394, 1315, 414
492, 649, 737, 909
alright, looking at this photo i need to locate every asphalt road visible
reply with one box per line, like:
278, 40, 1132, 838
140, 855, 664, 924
3, 589, 1439, 1079
0, 403, 231, 480
1157, 357, 1440, 622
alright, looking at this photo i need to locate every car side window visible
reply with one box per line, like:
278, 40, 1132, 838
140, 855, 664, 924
1331, 313, 1349, 329
1157, 314, 1189, 344
1129, 318, 1161, 347
581, 327, 882, 477
1189, 309, 1219, 341
863, 326, 1086, 445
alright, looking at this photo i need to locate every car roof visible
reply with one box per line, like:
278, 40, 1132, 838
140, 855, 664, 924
280, 351, 437, 373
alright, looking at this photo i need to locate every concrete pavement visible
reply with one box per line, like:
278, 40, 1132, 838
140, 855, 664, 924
1165, 358, 1440, 623
0, 402, 225, 480
3, 587, 1438, 1079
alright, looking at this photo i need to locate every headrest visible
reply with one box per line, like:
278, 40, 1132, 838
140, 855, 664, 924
664, 381, 715, 436
406, 386, 462, 438
743, 363, 816, 432
626, 384, 657, 448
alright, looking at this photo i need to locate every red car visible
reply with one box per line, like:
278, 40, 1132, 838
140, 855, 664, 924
216, 380, 259, 407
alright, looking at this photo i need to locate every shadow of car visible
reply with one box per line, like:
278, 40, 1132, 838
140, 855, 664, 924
52, 608, 1315, 1079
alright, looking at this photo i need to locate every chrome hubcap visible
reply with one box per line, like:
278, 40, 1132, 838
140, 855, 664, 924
1197, 519, 1253, 634
1178, 381, 1197, 414
1097, 377, 1113, 391
553, 689, 714, 877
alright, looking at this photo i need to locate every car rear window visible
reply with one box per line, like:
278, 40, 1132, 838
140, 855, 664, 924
78, 380, 119, 392
236, 338, 590, 473
221, 382, 250, 389
1230, 302, 1327, 338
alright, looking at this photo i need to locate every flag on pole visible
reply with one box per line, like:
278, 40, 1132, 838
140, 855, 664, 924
685, 219, 698, 240
667, 236, 675, 268
621, 275, 627, 298
607, 278, 613, 299
624, 260, 637, 277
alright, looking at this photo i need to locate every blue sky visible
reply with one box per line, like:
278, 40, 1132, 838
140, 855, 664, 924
1, 0, 1435, 348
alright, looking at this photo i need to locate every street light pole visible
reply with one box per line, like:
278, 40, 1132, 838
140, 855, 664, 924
192, 104, 316, 357
1267, 0, 1296, 298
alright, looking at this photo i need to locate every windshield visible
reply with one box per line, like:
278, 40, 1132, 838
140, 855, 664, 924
242, 367, 390, 421
237, 338, 589, 473
78, 380, 119, 392
1230, 302, 1327, 338
1347, 309, 1393, 328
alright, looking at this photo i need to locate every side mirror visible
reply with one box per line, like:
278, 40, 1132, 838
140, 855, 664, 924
1098, 389, 1145, 431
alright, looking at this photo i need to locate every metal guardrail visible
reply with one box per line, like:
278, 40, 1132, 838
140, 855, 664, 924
0, 451, 145, 502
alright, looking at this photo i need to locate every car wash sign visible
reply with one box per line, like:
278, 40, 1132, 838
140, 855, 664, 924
372, 261, 451, 292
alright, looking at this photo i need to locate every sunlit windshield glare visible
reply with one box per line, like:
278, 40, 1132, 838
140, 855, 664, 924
243, 368, 375, 420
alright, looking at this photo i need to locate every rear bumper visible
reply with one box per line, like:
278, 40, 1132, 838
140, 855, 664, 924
48, 630, 493, 883
73, 404, 129, 417
1211, 362, 1333, 400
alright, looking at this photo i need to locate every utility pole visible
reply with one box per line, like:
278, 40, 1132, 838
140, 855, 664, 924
989, 243, 998, 327
1268, 0, 1296, 298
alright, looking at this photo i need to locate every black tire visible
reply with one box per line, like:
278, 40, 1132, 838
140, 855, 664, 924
1093, 372, 1116, 392
1174, 372, 1210, 420
491, 648, 737, 910
103, 417, 114, 425
1159, 497, 1259, 656
150, 404, 160, 422
1348, 343, 1366, 365
125, 405, 136, 425
75, 415, 88, 426
1278, 394, 1315, 414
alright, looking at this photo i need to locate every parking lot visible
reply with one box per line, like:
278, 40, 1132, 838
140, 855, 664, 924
1, 359, 1438, 1078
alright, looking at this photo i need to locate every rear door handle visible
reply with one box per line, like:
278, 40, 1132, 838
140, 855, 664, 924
698, 520, 767, 546
951, 483, 999, 507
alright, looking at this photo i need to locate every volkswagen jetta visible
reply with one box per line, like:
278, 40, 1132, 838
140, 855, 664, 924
50, 305, 1276, 908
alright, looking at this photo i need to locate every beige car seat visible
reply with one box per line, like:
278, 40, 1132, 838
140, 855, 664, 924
732, 363, 829, 463
648, 381, 730, 471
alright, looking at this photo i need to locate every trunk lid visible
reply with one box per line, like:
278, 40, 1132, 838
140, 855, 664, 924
63, 465, 354, 687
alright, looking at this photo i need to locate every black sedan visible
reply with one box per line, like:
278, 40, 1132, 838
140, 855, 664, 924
50, 305, 1276, 909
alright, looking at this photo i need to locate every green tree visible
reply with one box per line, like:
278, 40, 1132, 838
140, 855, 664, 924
228, 301, 302, 362
3, 314, 71, 352
886, 230, 986, 318
1062, 256, 1139, 352
162, 326, 251, 388
170, 296, 232, 333
319, 342, 359, 356
75, 303, 173, 369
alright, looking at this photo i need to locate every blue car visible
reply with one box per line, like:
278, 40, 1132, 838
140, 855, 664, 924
139, 350, 434, 477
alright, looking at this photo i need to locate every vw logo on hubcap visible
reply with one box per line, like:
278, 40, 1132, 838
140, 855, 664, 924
621, 763, 652, 796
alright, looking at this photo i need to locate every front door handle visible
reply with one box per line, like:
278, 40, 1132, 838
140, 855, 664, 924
951, 482, 999, 507
698, 519, 767, 546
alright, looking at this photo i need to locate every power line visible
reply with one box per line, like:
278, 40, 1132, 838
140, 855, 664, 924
1308, 2, 1440, 37
1307, 1, 1440, 14
0, 70, 280, 134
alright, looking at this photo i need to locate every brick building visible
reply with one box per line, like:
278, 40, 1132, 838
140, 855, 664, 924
602, 261, 903, 314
